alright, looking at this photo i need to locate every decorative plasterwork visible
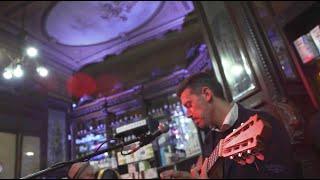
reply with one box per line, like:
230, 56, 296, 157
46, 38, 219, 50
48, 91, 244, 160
71, 97, 107, 118
45, 1, 163, 46
187, 44, 212, 75
106, 85, 142, 107
0, 1, 194, 72
143, 69, 188, 99
38, 1, 195, 71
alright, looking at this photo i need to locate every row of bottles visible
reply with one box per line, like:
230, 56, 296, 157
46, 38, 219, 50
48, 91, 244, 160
75, 118, 108, 159
76, 120, 106, 136
123, 134, 138, 143
72, 96, 200, 171
147, 102, 183, 117
76, 137, 107, 154
109, 114, 143, 128
75, 133, 106, 145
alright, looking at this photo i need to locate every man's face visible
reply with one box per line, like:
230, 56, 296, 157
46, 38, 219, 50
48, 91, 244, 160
180, 87, 211, 129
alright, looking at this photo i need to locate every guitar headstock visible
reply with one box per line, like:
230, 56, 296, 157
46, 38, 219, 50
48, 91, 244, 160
220, 114, 271, 159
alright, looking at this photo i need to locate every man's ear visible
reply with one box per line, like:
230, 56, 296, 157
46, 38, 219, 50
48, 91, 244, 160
201, 87, 213, 102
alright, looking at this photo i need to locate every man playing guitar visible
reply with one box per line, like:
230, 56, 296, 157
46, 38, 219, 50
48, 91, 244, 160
160, 72, 297, 179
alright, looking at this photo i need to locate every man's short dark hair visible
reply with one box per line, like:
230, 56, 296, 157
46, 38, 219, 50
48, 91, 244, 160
177, 72, 225, 99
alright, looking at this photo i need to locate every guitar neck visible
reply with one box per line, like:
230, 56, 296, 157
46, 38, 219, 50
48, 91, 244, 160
206, 139, 223, 173
204, 114, 270, 175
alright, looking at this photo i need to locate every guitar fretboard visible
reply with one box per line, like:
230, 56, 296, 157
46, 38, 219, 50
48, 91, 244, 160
206, 140, 222, 173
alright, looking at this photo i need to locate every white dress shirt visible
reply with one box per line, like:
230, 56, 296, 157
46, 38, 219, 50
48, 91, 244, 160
211, 103, 239, 132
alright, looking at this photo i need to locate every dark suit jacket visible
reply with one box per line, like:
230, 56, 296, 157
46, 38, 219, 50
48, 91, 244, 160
202, 105, 297, 178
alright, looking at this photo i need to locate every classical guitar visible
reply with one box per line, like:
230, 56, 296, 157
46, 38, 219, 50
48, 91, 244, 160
206, 114, 272, 178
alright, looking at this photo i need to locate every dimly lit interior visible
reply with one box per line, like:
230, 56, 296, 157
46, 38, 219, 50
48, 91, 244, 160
0, 1, 319, 179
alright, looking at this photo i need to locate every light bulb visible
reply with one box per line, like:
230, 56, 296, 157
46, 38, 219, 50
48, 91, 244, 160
3, 69, 12, 79
13, 64, 23, 78
36, 66, 48, 77
26, 47, 38, 58
25, 152, 34, 156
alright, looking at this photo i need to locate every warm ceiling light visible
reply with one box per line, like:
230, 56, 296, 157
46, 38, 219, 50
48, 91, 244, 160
26, 47, 38, 58
13, 64, 23, 78
36, 66, 49, 77
25, 152, 34, 156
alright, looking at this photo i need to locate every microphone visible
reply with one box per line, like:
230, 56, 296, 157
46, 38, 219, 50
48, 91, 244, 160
139, 123, 169, 147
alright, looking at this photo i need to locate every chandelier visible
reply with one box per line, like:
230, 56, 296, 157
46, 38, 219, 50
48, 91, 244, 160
1, 46, 48, 80
1, 3, 48, 80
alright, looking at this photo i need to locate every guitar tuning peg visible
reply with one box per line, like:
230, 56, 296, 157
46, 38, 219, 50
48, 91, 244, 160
238, 153, 242, 157
233, 129, 236, 132
241, 123, 244, 126
230, 156, 234, 160
247, 150, 251, 154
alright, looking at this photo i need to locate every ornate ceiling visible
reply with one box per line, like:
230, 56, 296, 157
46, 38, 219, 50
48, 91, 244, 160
0, 1, 195, 72
0, 1, 200, 100
45, 1, 163, 46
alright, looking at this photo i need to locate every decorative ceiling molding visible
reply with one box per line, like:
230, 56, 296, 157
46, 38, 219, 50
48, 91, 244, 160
0, 1, 195, 73
0, 1, 196, 102
44, 1, 163, 46
73, 1, 195, 69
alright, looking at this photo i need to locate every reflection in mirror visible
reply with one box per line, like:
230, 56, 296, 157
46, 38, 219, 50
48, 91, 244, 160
201, 2, 257, 100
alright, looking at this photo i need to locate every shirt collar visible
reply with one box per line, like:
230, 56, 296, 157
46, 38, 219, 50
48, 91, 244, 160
211, 103, 238, 132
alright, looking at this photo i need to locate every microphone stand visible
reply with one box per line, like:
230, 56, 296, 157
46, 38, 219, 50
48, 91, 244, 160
20, 137, 143, 179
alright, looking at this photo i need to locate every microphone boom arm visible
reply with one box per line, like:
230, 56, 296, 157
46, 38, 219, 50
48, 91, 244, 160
20, 137, 141, 179
21, 123, 168, 179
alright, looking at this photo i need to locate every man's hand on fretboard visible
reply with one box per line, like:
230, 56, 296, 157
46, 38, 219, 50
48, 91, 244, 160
233, 151, 265, 165
190, 157, 209, 178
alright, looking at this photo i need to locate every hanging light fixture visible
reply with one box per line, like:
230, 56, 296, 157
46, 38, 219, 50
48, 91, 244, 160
1, 46, 48, 80
1, 4, 48, 80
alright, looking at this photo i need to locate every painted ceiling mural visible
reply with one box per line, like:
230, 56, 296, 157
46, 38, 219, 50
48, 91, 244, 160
45, 1, 163, 46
